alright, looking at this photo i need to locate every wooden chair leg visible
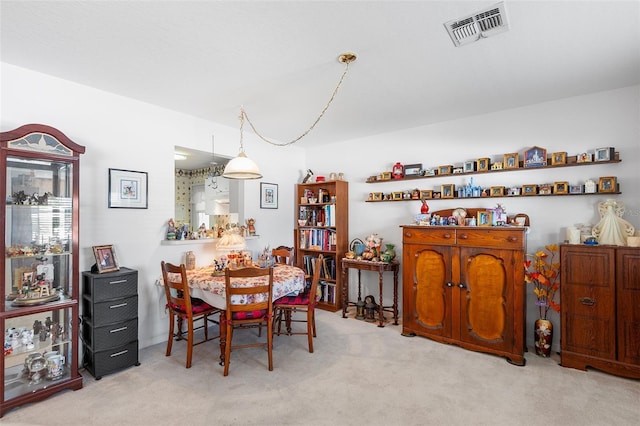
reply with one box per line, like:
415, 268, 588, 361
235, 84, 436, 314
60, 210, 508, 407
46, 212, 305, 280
186, 318, 194, 368
267, 319, 274, 371
307, 309, 314, 353
166, 313, 175, 356
223, 323, 233, 376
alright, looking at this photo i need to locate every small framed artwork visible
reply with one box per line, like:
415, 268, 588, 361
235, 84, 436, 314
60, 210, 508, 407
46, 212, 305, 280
490, 186, 504, 197
554, 181, 569, 195
477, 211, 493, 227
424, 168, 437, 176
477, 158, 490, 172
404, 163, 422, 176
452, 167, 464, 174
503, 153, 519, 169
260, 182, 278, 209
539, 183, 553, 195
595, 147, 615, 162
598, 176, 617, 193
92, 244, 119, 273
13, 267, 32, 292
576, 152, 592, 163
441, 184, 455, 199
522, 184, 538, 195
381, 171, 392, 180
420, 190, 433, 199
438, 165, 453, 175
463, 161, 476, 173
569, 185, 583, 194
108, 168, 148, 209
372, 192, 383, 201
523, 146, 547, 168
392, 191, 403, 201
508, 187, 521, 196
551, 152, 567, 166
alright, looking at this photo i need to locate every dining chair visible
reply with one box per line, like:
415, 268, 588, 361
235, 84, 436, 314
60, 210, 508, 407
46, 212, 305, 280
272, 245, 295, 266
161, 261, 221, 368
223, 266, 274, 376
273, 254, 322, 353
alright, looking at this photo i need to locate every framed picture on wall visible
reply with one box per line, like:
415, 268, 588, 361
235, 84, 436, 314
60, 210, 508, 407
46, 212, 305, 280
260, 182, 278, 209
108, 168, 148, 209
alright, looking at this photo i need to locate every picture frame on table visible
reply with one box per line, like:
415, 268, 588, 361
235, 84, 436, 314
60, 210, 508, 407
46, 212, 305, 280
554, 181, 569, 195
477, 211, 493, 227
595, 147, 615, 162
503, 153, 519, 169
441, 184, 455, 199
551, 152, 567, 166
92, 244, 119, 274
598, 176, 617, 193
260, 182, 278, 209
476, 158, 490, 172
108, 168, 148, 209
404, 163, 422, 176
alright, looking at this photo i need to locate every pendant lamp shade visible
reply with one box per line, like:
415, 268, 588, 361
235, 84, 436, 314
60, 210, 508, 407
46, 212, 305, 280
222, 151, 262, 179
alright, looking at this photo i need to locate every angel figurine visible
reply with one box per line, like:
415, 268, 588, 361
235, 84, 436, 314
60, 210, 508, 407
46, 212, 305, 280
591, 199, 635, 246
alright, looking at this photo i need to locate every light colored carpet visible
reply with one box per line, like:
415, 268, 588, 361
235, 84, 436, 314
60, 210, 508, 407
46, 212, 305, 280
3, 310, 639, 426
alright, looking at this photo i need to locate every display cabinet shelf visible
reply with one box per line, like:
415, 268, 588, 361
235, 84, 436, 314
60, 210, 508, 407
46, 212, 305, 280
1, 124, 85, 417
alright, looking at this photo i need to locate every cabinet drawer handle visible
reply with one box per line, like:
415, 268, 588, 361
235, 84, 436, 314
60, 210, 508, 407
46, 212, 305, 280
507, 236, 518, 242
458, 234, 468, 240
404, 232, 412, 238
579, 297, 596, 306
109, 302, 128, 309
443, 233, 452, 239
110, 326, 128, 333
110, 350, 129, 358
109, 279, 127, 284
446, 282, 454, 287
458, 283, 467, 289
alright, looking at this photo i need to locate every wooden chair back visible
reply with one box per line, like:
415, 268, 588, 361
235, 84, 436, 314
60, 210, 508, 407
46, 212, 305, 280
272, 245, 295, 266
161, 261, 193, 318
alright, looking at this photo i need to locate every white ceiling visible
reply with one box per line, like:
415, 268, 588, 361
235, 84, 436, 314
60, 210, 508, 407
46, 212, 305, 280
2, 1, 639, 153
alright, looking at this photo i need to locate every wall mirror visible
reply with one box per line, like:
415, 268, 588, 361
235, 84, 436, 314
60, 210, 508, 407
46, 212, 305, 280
174, 146, 244, 233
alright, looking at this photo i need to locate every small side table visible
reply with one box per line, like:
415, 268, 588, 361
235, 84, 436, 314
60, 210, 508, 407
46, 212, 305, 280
341, 258, 399, 327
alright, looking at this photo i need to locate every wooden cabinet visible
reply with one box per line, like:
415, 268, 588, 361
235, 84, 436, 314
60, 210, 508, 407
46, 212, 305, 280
560, 244, 640, 378
81, 268, 140, 379
294, 180, 348, 312
1, 124, 85, 417
401, 225, 527, 365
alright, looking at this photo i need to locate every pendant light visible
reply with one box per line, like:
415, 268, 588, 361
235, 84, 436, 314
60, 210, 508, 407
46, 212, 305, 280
222, 52, 357, 180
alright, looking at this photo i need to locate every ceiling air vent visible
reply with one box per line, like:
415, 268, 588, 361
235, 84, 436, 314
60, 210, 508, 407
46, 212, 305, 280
444, 2, 509, 47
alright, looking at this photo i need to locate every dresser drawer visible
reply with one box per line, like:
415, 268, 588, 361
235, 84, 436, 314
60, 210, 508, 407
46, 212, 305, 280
402, 227, 456, 245
84, 340, 139, 379
456, 229, 525, 249
83, 268, 138, 302
85, 295, 138, 325
82, 317, 138, 351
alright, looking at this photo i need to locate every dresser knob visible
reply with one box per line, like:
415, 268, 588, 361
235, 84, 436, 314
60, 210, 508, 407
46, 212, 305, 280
579, 297, 596, 306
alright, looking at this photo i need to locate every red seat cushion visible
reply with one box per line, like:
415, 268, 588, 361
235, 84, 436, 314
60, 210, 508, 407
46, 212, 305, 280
275, 291, 311, 306
170, 297, 215, 314
231, 309, 268, 320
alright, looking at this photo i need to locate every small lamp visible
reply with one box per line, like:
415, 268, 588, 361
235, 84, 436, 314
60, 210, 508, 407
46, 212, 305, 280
355, 299, 365, 320
364, 295, 377, 323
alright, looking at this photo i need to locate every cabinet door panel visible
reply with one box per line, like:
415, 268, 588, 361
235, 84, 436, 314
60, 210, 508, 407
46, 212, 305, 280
459, 249, 513, 351
411, 246, 452, 337
617, 248, 640, 365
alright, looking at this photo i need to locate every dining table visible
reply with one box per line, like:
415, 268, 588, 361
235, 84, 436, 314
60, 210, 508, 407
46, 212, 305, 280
186, 263, 306, 364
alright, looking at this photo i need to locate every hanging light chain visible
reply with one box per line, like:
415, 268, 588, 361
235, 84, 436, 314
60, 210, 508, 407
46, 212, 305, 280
240, 58, 354, 147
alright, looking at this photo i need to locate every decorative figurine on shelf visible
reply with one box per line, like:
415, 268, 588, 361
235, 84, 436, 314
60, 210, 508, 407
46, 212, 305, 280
392, 162, 404, 179
246, 218, 256, 236
592, 199, 635, 246
302, 169, 314, 183
166, 218, 176, 240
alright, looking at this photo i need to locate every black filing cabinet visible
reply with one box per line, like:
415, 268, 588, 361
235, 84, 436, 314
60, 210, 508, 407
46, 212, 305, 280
81, 268, 140, 379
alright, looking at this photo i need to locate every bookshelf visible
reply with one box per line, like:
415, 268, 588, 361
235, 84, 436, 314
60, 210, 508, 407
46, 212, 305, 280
294, 180, 348, 312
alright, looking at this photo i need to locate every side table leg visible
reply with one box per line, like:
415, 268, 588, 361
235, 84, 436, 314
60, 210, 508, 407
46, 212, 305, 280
377, 270, 384, 327
393, 267, 399, 325
341, 266, 348, 318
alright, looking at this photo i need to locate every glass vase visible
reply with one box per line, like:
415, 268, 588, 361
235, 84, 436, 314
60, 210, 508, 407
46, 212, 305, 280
534, 318, 553, 357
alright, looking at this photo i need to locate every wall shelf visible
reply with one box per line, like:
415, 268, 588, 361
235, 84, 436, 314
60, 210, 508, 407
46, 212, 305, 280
365, 191, 621, 202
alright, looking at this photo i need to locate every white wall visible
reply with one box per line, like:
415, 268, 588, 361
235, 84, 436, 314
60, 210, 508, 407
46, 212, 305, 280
306, 85, 640, 351
1, 63, 305, 348
3, 61, 639, 353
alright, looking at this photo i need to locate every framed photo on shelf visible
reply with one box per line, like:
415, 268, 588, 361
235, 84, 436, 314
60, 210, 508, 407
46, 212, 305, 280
490, 186, 504, 197
523, 146, 547, 168
420, 190, 433, 199
92, 244, 119, 274
595, 147, 615, 162
381, 171, 392, 180
477, 211, 493, 227
598, 176, 617, 193
569, 185, 583, 194
554, 181, 569, 194
392, 191, 403, 201
503, 153, 519, 169
551, 152, 567, 165
372, 192, 383, 201
539, 183, 553, 195
438, 165, 453, 175
463, 161, 476, 173
476, 158, 490, 172
441, 184, 455, 199
404, 163, 422, 176
108, 168, 148, 209
260, 182, 278, 209
522, 184, 538, 195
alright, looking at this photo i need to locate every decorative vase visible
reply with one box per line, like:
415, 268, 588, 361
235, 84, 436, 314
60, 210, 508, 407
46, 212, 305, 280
534, 319, 553, 357
421, 200, 429, 214
382, 243, 396, 262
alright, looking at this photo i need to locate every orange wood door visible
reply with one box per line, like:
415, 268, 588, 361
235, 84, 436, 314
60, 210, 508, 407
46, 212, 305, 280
616, 248, 640, 365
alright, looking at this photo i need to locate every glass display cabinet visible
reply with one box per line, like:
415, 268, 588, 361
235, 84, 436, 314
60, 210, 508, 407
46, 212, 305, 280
1, 124, 85, 417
